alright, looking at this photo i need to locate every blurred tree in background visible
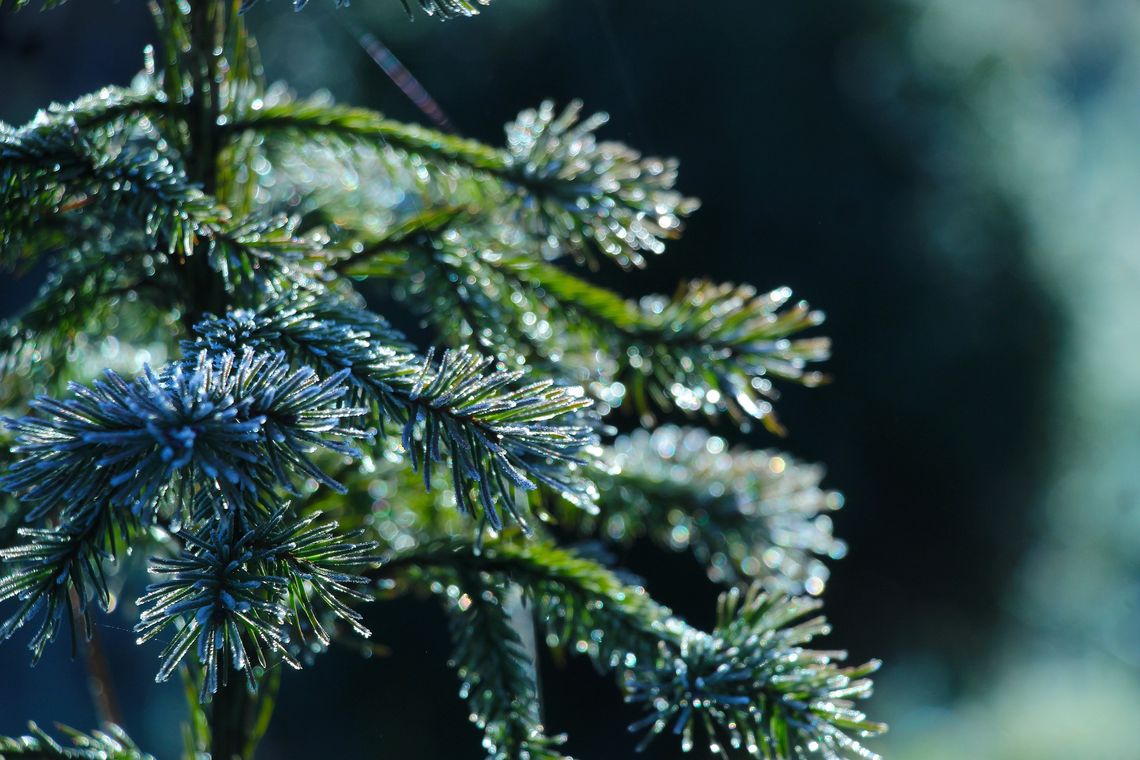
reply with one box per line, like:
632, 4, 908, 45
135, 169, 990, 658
1, 1, 1137, 758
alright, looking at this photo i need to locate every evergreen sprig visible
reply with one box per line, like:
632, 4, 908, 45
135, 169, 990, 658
0, 2, 886, 756
136, 515, 299, 702
344, 226, 828, 428
134, 507, 376, 702
253, 509, 378, 644
37, 86, 174, 132
615, 281, 829, 432
624, 585, 885, 760
191, 296, 600, 530
386, 538, 679, 670
0, 348, 368, 664
1, 348, 366, 526
408, 0, 491, 17
2, 0, 492, 15
0, 238, 160, 407
233, 0, 491, 17
0, 112, 223, 269
224, 96, 696, 268
579, 426, 845, 594
390, 540, 884, 759
503, 100, 700, 268
443, 572, 572, 760
0, 722, 153, 760
208, 215, 334, 303
0, 511, 130, 663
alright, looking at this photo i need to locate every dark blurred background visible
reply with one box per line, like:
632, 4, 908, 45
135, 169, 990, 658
3, 1, 1138, 758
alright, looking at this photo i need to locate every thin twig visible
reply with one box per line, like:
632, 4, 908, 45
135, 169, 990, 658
68, 586, 125, 727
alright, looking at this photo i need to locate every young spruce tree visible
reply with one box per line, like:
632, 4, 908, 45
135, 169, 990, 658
0, 1, 886, 758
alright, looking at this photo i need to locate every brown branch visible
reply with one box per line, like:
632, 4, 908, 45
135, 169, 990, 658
67, 586, 124, 727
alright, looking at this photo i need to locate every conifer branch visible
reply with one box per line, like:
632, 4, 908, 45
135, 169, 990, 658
0, 214, 327, 409
135, 514, 301, 703
5, 0, 493, 15
345, 225, 828, 429
624, 585, 886, 759
383, 538, 679, 668
0, 348, 369, 665
0, 513, 131, 664
191, 296, 600, 530
221, 97, 503, 171
386, 541, 883, 759
0, 722, 153, 760
575, 426, 846, 595
531, 275, 829, 431
1, 348, 367, 527
230, 0, 491, 17
0, 243, 154, 406
40, 87, 176, 131
251, 509, 378, 645
133, 508, 373, 706
0, 3, 886, 756
442, 570, 573, 760
405, 0, 491, 17
501, 100, 699, 269
0, 114, 226, 270
209, 215, 335, 303
223, 97, 697, 268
